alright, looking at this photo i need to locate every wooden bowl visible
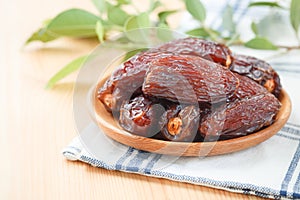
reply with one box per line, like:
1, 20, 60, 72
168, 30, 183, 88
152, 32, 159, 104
92, 79, 291, 157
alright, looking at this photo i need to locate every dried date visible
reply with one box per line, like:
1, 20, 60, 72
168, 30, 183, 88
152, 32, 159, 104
159, 104, 200, 142
199, 92, 281, 141
229, 73, 268, 102
98, 37, 234, 111
98, 50, 173, 111
97, 38, 283, 143
230, 54, 282, 98
158, 37, 233, 67
119, 95, 164, 137
143, 55, 239, 104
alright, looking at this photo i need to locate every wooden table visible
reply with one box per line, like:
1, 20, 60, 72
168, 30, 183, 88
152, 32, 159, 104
1, 0, 263, 199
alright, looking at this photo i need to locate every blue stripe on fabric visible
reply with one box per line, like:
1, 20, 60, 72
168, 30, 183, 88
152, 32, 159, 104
293, 172, 300, 199
80, 155, 114, 170
80, 150, 281, 198
287, 122, 300, 129
293, 192, 300, 199
243, 188, 251, 195
150, 170, 280, 198
144, 154, 162, 174
281, 126, 300, 136
276, 133, 300, 141
115, 147, 134, 170
254, 190, 270, 198
125, 150, 151, 172
280, 142, 300, 197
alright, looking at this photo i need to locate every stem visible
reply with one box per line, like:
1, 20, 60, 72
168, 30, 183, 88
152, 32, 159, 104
264, 45, 300, 61
276, 45, 300, 50
202, 24, 221, 43
225, 33, 240, 46
224, 39, 244, 46
262, 49, 289, 61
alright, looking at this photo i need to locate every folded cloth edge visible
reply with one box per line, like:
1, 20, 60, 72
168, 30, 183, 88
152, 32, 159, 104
62, 129, 294, 200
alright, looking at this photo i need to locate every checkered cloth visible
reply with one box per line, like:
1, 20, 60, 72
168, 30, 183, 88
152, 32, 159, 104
63, 0, 300, 199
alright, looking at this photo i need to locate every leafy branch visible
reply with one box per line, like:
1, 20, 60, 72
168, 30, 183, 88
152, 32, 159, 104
26, 0, 300, 88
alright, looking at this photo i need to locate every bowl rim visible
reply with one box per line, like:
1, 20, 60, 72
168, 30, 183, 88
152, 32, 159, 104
92, 78, 291, 157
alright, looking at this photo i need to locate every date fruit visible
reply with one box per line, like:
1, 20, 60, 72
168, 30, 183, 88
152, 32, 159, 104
97, 50, 172, 111
157, 37, 233, 67
159, 104, 200, 142
143, 55, 239, 104
119, 95, 165, 137
97, 38, 283, 143
230, 54, 282, 98
98, 37, 234, 111
229, 73, 268, 101
199, 92, 281, 141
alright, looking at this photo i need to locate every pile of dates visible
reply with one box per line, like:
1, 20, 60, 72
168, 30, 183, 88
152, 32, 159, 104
97, 37, 282, 142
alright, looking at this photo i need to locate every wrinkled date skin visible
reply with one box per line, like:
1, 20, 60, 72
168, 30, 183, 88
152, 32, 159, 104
229, 73, 268, 101
199, 93, 281, 141
230, 54, 282, 98
97, 50, 173, 112
119, 95, 165, 137
97, 37, 233, 111
97, 38, 283, 142
159, 104, 200, 142
143, 55, 239, 104
158, 37, 233, 67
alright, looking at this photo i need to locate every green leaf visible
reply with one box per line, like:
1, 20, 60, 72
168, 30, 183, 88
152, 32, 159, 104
244, 37, 278, 50
158, 10, 177, 24
117, 0, 131, 5
124, 12, 151, 31
251, 21, 259, 35
92, 0, 106, 13
95, 21, 104, 42
186, 27, 220, 38
290, 0, 300, 35
26, 28, 57, 44
124, 13, 151, 43
157, 23, 174, 42
47, 9, 100, 37
107, 5, 130, 26
26, 9, 101, 44
46, 55, 87, 89
42, 18, 53, 26
185, 0, 206, 23
186, 28, 209, 37
149, 0, 162, 12
158, 22, 169, 28
122, 48, 148, 62
222, 5, 235, 34
248, 1, 283, 8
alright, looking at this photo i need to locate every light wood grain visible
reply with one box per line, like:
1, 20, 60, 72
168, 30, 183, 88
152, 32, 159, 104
0, 0, 267, 199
